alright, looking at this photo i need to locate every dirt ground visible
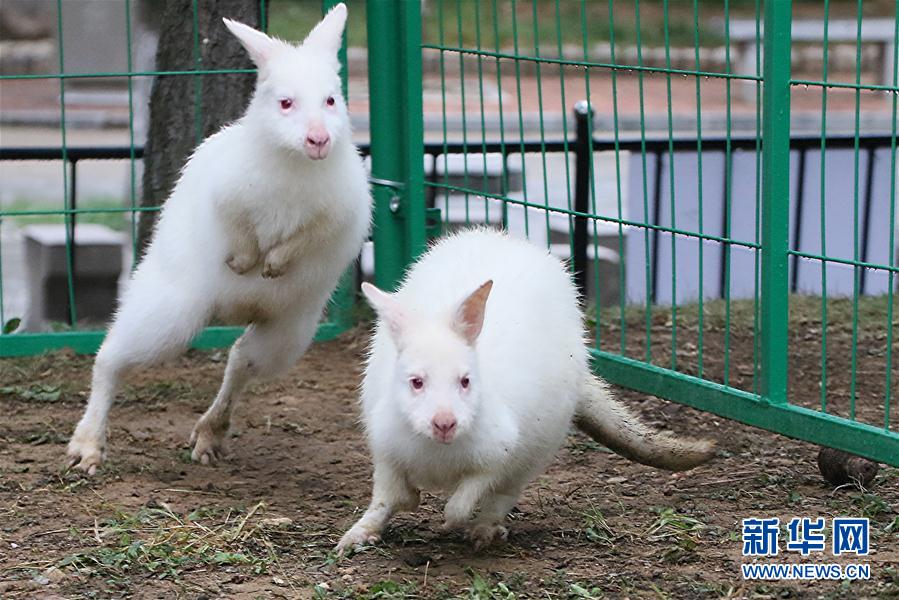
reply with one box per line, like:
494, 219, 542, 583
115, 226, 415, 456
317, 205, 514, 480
1, 313, 897, 599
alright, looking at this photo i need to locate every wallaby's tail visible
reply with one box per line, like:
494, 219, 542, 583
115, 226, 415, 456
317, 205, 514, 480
574, 375, 715, 471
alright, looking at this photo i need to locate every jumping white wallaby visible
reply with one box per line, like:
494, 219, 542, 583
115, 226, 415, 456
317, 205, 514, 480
338, 229, 714, 553
67, 4, 370, 474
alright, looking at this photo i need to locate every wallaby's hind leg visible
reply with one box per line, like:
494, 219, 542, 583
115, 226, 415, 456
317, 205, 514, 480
67, 283, 209, 474
190, 310, 320, 464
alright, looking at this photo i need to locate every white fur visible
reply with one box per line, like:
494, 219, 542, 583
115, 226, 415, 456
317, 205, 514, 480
338, 229, 713, 552
67, 4, 370, 474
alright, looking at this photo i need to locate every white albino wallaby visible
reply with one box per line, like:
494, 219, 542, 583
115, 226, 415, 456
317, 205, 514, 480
338, 229, 715, 552
67, 4, 370, 474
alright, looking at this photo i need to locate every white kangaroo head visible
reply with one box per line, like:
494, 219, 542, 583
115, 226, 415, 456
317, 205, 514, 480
223, 3, 348, 160
362, 280, 493, 445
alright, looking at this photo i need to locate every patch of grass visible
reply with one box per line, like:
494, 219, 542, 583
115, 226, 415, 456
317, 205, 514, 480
581, 504, 615, 546
14, 428, 68, 446
645, 507, 706, 563
466, 569, 518, 600
849, 492, 893, 520
567, 582, 603, 599
120, 380, 198, 408
313, 579, 418, 600
884, 515, 899, 535
0, 384, 63, 403
51, 502, 295, 589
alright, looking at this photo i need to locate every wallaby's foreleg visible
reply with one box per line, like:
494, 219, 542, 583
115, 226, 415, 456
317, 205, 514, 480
261, 229, 309, 279
337, 462, 419, 555
465, 480, 526, 549
443, 473, 501, 529
68, 281, 209, 474
190, 310, 320, 463
224, 212, 261, 275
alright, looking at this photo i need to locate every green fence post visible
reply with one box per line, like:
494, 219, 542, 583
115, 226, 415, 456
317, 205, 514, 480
366, 0, 426, 290
321, 0, 356, 332
760, 0, 792, 404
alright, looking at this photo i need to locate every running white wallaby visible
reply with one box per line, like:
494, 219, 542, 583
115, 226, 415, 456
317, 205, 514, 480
67, 4, 370, 474
337, 229, 715, 553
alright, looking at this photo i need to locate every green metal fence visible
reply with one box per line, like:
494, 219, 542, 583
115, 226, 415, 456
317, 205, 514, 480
1, 1, 897, 466
0, 0, 355, 356
364, 0, 898, 467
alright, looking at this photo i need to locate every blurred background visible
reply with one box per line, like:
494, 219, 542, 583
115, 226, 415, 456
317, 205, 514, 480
1, 0, 897, 331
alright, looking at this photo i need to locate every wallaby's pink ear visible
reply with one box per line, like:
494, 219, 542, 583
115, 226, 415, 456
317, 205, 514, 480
362, 282, 406, 343
223, 18, 279, 68
302, 2, 347, 58
452, 280, 493, 345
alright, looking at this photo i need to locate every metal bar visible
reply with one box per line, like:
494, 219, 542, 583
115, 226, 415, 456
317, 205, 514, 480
554, 0, 575, 264
721, 0, 734, 385
759, 0, 793, 404
631, 0, 649, 360
693, 0, 705, 378
572, 102, 593, 296
67, 159, 77, 326
858, 147, 876, 294
0, 323, 345, 358
786, 250, 899, 275
849, 0, 864, 422
321, 0, 355, 333
818, 0, 832, 414
0, 68, 257, 81
719, 153, 730, 299
4, 133, 894, 162
419, 44, 762, 82
885, 5, 898, 431
366, 0, 426, 290
55, 0, 77, 327
590, 351, 899, 467
455, 0, 471, 225
125, 0, 138, 263
663, 0, 678, 371
651, 151, 664, 305
427, 181, 763, 250
790, 149, 806, 293
790, 78, 899, 93
510, 0, 531, 238
751, 0, 763, 399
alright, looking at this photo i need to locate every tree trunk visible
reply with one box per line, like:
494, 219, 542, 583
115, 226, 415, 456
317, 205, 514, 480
138, 0, 265, 253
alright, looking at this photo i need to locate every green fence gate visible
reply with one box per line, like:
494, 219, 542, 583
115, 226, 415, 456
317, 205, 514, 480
364, 0, 898, 467
1, 1, 897, 467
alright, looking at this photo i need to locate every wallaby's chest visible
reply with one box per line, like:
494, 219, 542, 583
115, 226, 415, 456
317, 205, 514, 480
244, 172, 351, 250
405, 462, 473, 493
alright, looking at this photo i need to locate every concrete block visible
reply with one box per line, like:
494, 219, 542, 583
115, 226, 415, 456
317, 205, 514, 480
22, 223, 124, 330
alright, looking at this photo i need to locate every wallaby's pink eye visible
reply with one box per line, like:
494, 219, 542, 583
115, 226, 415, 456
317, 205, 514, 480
410, 376, 424, 391
279, 98, 293, 111
326, 96, 336, 107
460, 376, 470, 389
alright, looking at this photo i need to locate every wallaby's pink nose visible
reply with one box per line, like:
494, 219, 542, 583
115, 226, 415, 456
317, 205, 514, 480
304, 125, 331, 159
431, 411, 457, 443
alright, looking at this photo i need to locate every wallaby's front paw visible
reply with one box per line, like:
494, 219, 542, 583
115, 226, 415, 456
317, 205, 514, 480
261, 255, 289, 279
226, 252, 259, 275
466, 523, 508, 550
67, 435, 105, 475
189, 420, 228, 465
336, 523, 381, 556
